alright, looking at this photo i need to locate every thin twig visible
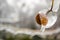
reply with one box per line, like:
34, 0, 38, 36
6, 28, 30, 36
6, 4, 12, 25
46, 0, 54, 15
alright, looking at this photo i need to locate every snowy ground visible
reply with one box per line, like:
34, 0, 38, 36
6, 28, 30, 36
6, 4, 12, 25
0, 24, 60, 37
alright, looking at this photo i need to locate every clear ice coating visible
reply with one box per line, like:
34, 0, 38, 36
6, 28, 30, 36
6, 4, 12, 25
39, 10, 57, 32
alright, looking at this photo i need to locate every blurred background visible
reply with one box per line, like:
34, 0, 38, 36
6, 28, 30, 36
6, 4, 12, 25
0, 0, 60, 40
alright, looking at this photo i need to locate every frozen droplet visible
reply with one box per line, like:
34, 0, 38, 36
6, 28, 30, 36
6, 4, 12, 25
37, 9, 58, 32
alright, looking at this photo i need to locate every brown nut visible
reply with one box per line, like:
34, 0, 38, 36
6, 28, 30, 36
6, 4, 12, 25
35, 13, 48, 26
